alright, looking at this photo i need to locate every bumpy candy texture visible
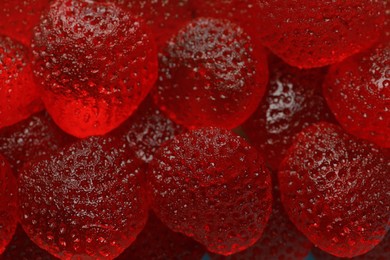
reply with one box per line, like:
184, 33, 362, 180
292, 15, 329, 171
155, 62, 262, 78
18, 136, 149, 259
116, 213, 205, 260
0, 0, 50, 45
32, 0, 158, 138
278, 122, 390, 258
153, 18, 269, 129
0, 36, 43, 129
256, 0, 386, 68
324, 41, 390, 148
0, 155, 18, 254
242, 57, 334, 170
148, 128, 273, 255
0, 111, 75, 173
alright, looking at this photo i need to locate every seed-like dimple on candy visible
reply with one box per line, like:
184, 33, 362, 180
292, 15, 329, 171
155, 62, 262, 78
152, 17, 269, 130
0, 111, 75, 173
278, 122, 390, 258
148, 127, 273, 255
0, 154, 18, 254
242, 56, 335, 170
32, 0, 158, 138
0, 0, 50, 45
18, 136, 149, 259
323, 41, 390, 148
116, 213, 205, 260
0, 36, 43, 130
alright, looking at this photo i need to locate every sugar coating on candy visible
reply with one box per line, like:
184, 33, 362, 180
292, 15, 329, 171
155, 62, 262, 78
0, 36, 43, 129
0, 155, 18, 254
0, 0, 50, 45
19, 137, 149, 259
278, 122, 390, 258
242, 57, 334, 170
0, 111, 75, 173
32, 0, 158, 138
256, 1, 386, 68
323, 42, 390, 148
152, 17, 269, 129
148, 128, 273, 255
116, 213, 205, 260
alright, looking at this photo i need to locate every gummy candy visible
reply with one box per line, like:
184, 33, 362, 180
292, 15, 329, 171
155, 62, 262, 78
242, 57, 334, 170
152, 17, 268, 129
116, 213, 205, 260
32, 0, 158, 138
148, 127, 272, 255
18, 136, 149, 259
0, 155, 18, 254
278, 122, 390, 258
0, 0, 50, 45
323, 41, 390, 148
0, 36, 43, 129
0, 111, 75, 173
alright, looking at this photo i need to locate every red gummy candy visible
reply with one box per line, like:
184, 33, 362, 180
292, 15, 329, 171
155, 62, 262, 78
323, 41, 390, 148
0, 111, 75, 173
32, 0, 158, 138
279, 122, 390, 258
0, 36, 43, 129
152, 18, 269, 129
18, 136, 149, 259
242, 57, 334, 170
0, 155, 18, 254
116, 213, 205, 260
148, 128, 273, 255
0, 0, 50, 45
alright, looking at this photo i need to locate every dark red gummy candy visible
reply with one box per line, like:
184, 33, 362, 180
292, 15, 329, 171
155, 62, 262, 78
0, 0, 50, 45
148, 127, 273, 255
116, 213, 205, 260
0, 155, 18, 254
323, 41, 390, 148
152, 17, 269, 129
18, 136, 149, 259
0, 36, 43, 129
278, 122, 390, 258
32, 0, 158, 138
242, 57, 334, 170
0, 111, 75, 173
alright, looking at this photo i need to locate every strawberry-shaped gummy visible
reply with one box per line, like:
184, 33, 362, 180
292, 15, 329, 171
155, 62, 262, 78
0, 111, 75, 173
0, 0, 50, 45
0, 155, 18, 254
32, 0, 158, 138
152, 18, 269, 129
116, 213, 205, 260
148, 127, 273, 255
0, 36, 43, 129
242, 57, 334, 170
323, 41, 390, 148
18, 136, 149, 259
256, 0, 386, 68
278, 122, 390, 258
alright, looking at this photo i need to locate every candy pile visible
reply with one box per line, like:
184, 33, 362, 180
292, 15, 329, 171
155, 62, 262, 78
0, 0, 389, 259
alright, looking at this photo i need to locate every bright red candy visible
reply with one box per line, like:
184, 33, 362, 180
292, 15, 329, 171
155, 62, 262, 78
116, 213, 205, 260
323, 41, 390, 148
278, 122, 390, 258
152, 17, 269, 129
242, 57, 334, 170
0, 36, 43, 129
0, 0, 50, 45
32, 0, 158, 138
0, 155, 18, 254
148, 128, 273, 255
18, 136, 149, 259
0, 111, 75, 173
